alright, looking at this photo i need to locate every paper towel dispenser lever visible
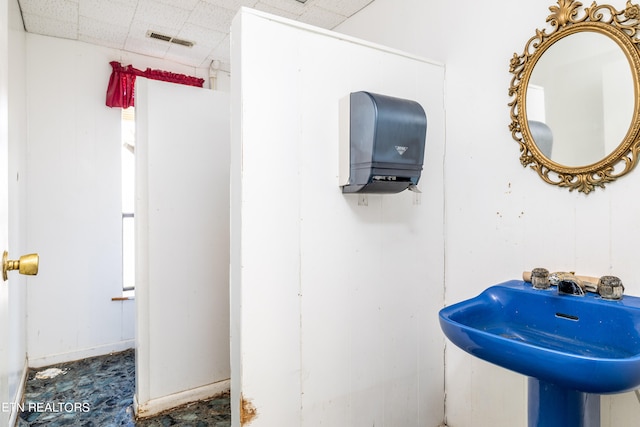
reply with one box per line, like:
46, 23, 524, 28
339, 91, 427, 194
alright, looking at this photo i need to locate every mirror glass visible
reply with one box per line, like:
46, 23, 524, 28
525, 31, 634, 167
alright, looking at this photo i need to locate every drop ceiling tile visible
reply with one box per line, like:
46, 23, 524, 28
124, 35, 171, 59
256, 0, 306, 16
134, 0, 191, 32
127, 20, 178, 46
78, 16, 128, 48
201, 0, 259, 9
207, 37, 231, 71
253, 3, 299, 20
299, 5, 344, 28
128, 18, 177, 41
22, 13, 78, 39
187, 2, 236, 31
20, 0, 78, 22
200, 36, 231, 66
175, 23, 227, 49
210, 34, 230, 62
154, 0, 201, 10
164, 43, 213, 67
79, 0, 136, 26
315, 0, 373, 17
213, 34, 230, 55
78, 34, 126, 50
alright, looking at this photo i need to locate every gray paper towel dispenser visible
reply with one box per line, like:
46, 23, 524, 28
339, 91, 427, 194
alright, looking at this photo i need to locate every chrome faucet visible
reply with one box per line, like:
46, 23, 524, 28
548, 272, 585, 296
557, 279, 585, 296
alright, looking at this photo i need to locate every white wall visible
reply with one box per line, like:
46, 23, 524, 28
134, 78, 230, 417
231, 9, 445, 426
25, 34, 134, 366
337, 1, 640, 426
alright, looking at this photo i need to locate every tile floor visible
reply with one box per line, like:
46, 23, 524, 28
16, 349, 231, 426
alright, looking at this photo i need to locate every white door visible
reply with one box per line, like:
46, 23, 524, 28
0, 211, 7, 426
0, 0, 10, 421
0, 152, 8, 427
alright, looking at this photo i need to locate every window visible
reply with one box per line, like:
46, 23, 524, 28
121, 107, 135, 295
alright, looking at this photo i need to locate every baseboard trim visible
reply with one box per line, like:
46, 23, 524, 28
27, 340, 135, 368
9, 357, 29, 427
134, 379, 230, 419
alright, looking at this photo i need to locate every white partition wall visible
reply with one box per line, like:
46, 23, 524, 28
231, 9, 446, 426
135, 79, 230, 417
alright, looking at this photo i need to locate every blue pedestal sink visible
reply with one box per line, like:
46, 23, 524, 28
439, 280, 640, 427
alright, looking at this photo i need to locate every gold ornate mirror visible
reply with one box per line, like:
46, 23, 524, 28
509, 0, 640, 193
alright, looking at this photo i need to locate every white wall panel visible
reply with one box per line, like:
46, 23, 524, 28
135, 79, 230, 416
231, 9, 445, 426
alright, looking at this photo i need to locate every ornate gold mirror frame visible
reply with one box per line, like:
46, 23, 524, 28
509, 0, 640, 193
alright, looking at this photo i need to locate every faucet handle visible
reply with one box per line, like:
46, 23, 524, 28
598, 276, 624, 300
530, 268, 550, 289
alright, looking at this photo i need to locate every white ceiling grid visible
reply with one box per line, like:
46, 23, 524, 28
18, 0, 374, 71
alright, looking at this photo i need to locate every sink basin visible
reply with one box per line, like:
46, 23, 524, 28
439, 280, 640, 394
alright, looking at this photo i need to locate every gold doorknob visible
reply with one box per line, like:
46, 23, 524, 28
2, 251, 39, 281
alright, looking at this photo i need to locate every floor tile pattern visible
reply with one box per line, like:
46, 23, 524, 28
16, 350, 230, 426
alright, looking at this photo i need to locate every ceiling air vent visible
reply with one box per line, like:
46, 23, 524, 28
146, 31, 194, 47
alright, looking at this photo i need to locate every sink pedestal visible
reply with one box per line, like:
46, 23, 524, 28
528, 379, 600, 427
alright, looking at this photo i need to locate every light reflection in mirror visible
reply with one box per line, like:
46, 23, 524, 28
525, 31, 634, 167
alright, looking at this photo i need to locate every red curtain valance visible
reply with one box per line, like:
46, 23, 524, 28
106, 61, 205, 108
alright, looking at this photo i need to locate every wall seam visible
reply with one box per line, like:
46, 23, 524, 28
441, 62, 449, 426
